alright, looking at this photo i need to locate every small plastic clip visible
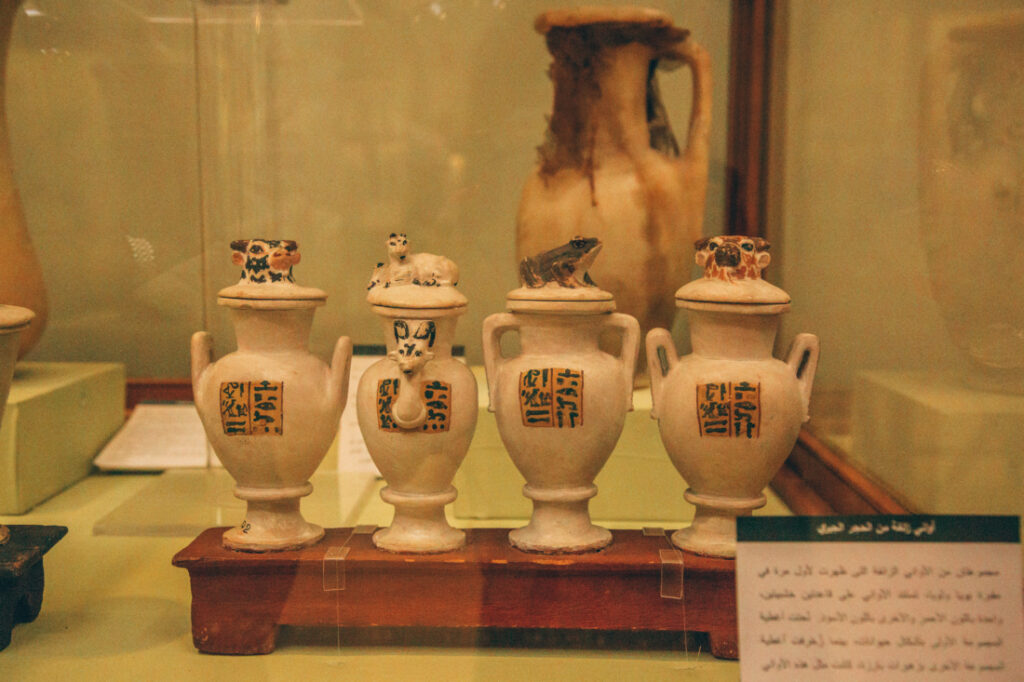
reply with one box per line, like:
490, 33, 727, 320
659, 548, 684, 600
323, 546, 351, 592
353, 524, 377, 535
643, 527, 666, 537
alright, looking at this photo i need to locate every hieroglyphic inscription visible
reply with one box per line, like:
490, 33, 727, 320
219, 381, 284, 436
697, 381, 761, 438
519, 368, 583, 428
376, 379, 452, 432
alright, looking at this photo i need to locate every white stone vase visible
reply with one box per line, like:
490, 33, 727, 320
0, 304, 32, 545
483, 270, 639, 553
920, 11, 1024, 393
647, 236, 818, 558
356, 235, 476, 553
517, 7, 711, 377
191, 240, 352, 552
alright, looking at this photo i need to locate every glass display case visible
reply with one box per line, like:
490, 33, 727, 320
0, 1, 1020, 679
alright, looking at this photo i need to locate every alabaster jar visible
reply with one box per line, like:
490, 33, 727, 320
483, 237, 639, 553
647, 236, 818, 558
356, 234, 477, 553
0, 305, 33, 546
191, 239, 352, 552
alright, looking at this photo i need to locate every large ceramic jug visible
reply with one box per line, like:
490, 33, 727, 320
356, 234, 477, 553
483, 237, 639, 553
0, 303, 32, 545
647, 236, 818, 558
518, 6, 711, 376
191, 240, 352, 551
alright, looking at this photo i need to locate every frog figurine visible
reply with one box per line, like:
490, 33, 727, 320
519, 236, 602, 288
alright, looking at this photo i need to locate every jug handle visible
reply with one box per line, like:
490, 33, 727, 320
482, 312, 519, 412
601, 313, 641, 411
190, 331, 214, 393
645, 328, 678, 420
675, 37, 712, 167
785, 333, 820, 421
327, 336, 353, 416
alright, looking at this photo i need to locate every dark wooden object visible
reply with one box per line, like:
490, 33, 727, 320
173, 527, 739, 658
727, 0, 774, 237
125, 377, 193, 412
0, 525, 67, 651
770, 428, 912, 515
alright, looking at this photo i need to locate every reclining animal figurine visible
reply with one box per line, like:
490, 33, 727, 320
367, 233, 460, 290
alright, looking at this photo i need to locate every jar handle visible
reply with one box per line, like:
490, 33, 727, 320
785, 333, 820, 421
600, 313, 641, 411
482, 312, 519, 412
190, 331, 215, 393
645, 328, 678, 420
675, 37, 712, 170
327, 336, 353, 418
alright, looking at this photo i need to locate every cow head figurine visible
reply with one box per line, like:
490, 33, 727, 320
231, 239, 301, 284
387, 319, 436, 376
694, 236, 770, 282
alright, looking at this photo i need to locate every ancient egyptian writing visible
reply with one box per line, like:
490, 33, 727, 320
696, 381, 761, 438
519, 368, 583, 428
376, 378, 452, 432
219, 381, 284, 436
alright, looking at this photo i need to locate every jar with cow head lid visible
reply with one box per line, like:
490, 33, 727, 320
646, 235, 820, 558
356, 234, 477, 553
190, 239, 353, 551
482, 236, 640, 553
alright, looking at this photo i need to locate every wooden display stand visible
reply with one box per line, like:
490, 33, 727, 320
173, 527, 738, 658
0, 525, 67, 651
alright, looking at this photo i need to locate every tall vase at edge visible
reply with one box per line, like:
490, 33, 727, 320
920, 10, 1024, 393
0, 1, 47, 358
647, 235, 819, 558
191, 239, 352, 552
0, 303, 32, 545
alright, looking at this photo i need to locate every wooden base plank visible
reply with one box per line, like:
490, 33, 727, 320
0, 525, 67, 651
173, 527, 738, 658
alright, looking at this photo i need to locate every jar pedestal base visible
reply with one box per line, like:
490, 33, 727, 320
510, 484, 611, 554
374, 486, 465, 554
671, 489, 766, 559
223, 484, 324, 552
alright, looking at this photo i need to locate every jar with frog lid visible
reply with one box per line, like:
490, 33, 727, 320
483, 237, 640, 553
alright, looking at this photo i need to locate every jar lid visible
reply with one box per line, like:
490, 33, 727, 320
506, 283, 615, 314
365, 233, 467, 312
0, 305, 34, 332
216, 239, 326, 309
675, 235, 791, 311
